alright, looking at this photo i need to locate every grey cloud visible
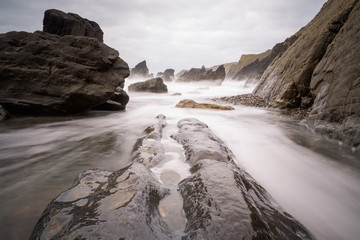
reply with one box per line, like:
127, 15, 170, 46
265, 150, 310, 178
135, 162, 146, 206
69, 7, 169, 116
0, 0, 327, 73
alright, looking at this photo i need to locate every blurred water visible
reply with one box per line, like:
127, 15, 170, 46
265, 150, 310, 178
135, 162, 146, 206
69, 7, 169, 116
0, 80, 359, 240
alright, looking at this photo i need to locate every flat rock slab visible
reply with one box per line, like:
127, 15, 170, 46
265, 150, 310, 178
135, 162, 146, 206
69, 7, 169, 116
176, 99, 234, 110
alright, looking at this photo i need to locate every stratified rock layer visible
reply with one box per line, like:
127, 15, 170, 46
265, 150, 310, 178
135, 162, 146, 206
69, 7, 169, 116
43, 9, 104, 42
128, 78, 168, 93
172, 118, 314, 240
253, 0, 360, 148
0, 31, 129, 115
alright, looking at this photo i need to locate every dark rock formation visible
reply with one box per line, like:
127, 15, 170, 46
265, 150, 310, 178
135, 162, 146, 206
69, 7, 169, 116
175, 99, 234, 110
233, 35, 298, 84
253, 0, 360, 148
128, 78, 168, 93
92, 88, 129, 111
129, 60, 152, 79
43, 9, 103, 42
177, 65, 226, 82
172, 118, 314, 240
0, 31, 129, 115
163, 69, 175, 81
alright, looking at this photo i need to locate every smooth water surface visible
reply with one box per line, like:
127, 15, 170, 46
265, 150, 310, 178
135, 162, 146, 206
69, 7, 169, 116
0, 80, 359, 240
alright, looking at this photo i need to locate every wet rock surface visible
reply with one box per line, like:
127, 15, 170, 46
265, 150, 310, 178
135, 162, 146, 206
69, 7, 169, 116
32, 116, 314, 239
128, 77, 168, 93
176, 99, 234, 110
172, 118, 314, 240
43, 9, 104, 42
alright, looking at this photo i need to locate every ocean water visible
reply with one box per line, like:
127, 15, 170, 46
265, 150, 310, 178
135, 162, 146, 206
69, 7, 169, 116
0, 79, 359, 240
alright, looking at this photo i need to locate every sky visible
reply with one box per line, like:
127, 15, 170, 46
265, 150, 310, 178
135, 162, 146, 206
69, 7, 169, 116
0, 0, 327, 74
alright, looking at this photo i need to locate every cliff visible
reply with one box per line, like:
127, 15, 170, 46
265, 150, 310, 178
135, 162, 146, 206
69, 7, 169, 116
253, 0, 360, 149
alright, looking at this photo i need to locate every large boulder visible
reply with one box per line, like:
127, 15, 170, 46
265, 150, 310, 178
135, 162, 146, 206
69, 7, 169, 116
253, 0, 360, 148
31, 116, 314, 239
129, 60, 152, 79
43, 9, 104, 42
0, 31, 129, 115
128, 78, 168, 93
177, 65, 226, 82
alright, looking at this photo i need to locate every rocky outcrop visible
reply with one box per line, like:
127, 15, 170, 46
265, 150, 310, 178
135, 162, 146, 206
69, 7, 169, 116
175, 99, 234, 110
233, 35, 298, 84
0, 31, 129, 115
253, 0, 360, 148
32, 116, 314, 239
43, 9, 103, 42
156, 69, 175, 82
177, 65, 226, 82
128, 78, 168, 93
129, 60, 152, 79
92, 87, 129, 111
172, 118, 314, 239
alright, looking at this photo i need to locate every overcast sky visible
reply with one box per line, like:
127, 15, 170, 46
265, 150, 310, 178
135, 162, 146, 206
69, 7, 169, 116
0, 0, 327, 74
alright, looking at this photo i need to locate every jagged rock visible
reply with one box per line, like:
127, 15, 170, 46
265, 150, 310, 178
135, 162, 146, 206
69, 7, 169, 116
253, 0, 360, 147
129, 60, 151, 79
156, 69, 175, 81
177, 65, 226, 82
43, 9, 103, 42
175, 99, 234, 110
163, 69, 175, 81
233, 35, 298, 84
128, 78, 168, 93
0, 31, 129, 115
0, 104, 9, 121
172, 118, 314, 240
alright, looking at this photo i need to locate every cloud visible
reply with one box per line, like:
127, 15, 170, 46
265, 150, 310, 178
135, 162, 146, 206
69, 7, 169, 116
0, 0, 327, 73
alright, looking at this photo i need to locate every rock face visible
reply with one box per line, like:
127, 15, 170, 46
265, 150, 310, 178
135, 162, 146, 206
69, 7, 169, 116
177, 65, 226, 82
175, 99, 234, 110
233, 35, 298, 84
128, 78, 168, 93
129, 60, 152, 79
32, 116, 314, 239
0, 31, 129, 115
253, 0, 360, 148
43, 9, 103, 42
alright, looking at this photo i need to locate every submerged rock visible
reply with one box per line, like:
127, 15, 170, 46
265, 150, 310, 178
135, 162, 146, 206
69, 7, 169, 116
175, 99, 234, 110
43, 9, 104, 42
172, 118, 314, 240
128, 78, 168, 93
0, 104, 9, 121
